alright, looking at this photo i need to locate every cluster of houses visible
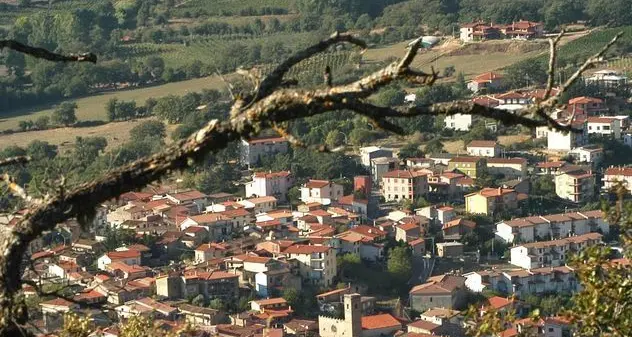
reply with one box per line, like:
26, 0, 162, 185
459, 20, 544, 42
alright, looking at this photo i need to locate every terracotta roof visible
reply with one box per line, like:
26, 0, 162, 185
221, 208, 252, 218
443, 218, 476, 230
472, 96, 501, 107
587, 116, 615, 124
487, 158, 527, 165
486, 296, 514, 310
187, 213, 226, 224
284, 245, 330, 254
410, 275, 465, 295
408, 319, 440, 331
361, 313, 402, 330
106, 249, 140, 260
184, 226, 207, 234
470, 187, 515, 198
317, 287, 350, 297
473, 72, 503, 82
467, 140, 497, 148
350, 225, 387, 238
169, 190, 207, 201
495, 91, 528, 100
569, 96, 603, 104
243, 196, 277, 204
254, 171, 291, 179
382, 170, 428, 179
253, 298, 287, 306
605, 167, 632, 177
398, 223, 419, 231
305, 180, 330, 188
409, 238, 425, 246
40, 297, 76, 308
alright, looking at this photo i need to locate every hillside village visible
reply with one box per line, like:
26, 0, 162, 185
3, 0, 632, 337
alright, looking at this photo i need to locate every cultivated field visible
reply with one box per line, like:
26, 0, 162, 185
0, 118, 178, 152
0, 75, 234, 131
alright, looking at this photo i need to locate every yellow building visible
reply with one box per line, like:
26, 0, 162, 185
465, 187, 525, 216
447, 157, 487, 179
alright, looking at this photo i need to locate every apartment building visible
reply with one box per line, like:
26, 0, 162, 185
447, 157, 486, 179
465, 187, 523, 216
284, 245, 337, 287
496, 210, 608, 244
240, 136, 289, 167
554, 167, 595, 203
603, 166, 632, 192
380, 170, 429, 202
486, 157, 528, 179
510, 233, 602, 269
300, 180, 344, 205
245, 171, 293, 202
567, 96, 607, 118
464, 266, 578, 298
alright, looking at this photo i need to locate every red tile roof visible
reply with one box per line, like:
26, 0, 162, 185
569, 96, 603, 104
471, 187, 516, 198
361, 313, 402, 330
382, 170, 428, 179
467, 140, 497, 148
473, 72, 503, 82
40, 297, 76, 308
408, 319, 440, 331
398, 223, 419, 231
442, 218, 476, 230
169, 190, 207, 201
253, 298, 288, 306
107, 249, 140, 260
537, 161, 566, 168
254, 171, 291, 178
305, 180, 330, 188
350, 225, 387, 238
605, 167, 632, 176
486, 296, 514, 310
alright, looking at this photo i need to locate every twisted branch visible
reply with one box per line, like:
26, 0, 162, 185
0, 32, 623, 335
0, 40, 96, 63
0, 156, 30, 168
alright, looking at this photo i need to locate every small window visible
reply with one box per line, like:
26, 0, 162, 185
549, 328, 554, 332
429, 297, 433, 302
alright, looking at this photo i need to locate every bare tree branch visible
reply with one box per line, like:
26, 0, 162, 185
0, 156, 30, 168
0, 40, 96, 63
544, 30, 565, 101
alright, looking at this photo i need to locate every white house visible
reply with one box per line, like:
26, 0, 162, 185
547, 120, 587, 151
510, 233, 602, 269
586, 116, 622, 139
466, 140, 500, 157
237, 196, 277, 214
245, 171, 293, 202
444, 114, 472, 131
569, 146, 603, 165
495, 210, 608, 244
97, 250, 142, 271
300, 180, 344, 205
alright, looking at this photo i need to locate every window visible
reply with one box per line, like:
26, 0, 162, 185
429, 297, 433, 302
549, 328, 554, 332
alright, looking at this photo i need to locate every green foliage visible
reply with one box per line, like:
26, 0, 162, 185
129, 120, 167, 144
102, 226, 136, 251
387, 246, 412, 294
34, 115, 50, 130
398, 142, 423, 159
424, 138, 445, 155
52, 102, 78, 127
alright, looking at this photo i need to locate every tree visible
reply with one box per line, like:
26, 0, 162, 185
208, 298, 225, 311
586, 0, 632, 27
387, 246, 412, 296
373, 86, 405, 107
52, 102, 78, 126
153, 95, 184, 123
18, 120, 33, 132
325, 130, 345, 148
424, 138, 444, 155
106, 98, 118, 121
398, 142, 423, 159
34, 116, 50, 130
